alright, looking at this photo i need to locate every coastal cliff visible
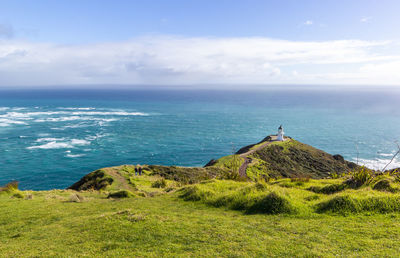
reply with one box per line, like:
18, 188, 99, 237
69, 136, 358, 190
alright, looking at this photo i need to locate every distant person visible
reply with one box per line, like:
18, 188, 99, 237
135, 166, 138, 176
138, 166, 143, 176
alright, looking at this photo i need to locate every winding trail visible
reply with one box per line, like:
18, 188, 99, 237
238, 136, 287, 178
104, 167, 134, 191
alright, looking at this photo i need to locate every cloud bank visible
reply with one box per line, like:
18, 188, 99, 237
0, 36, 400, 87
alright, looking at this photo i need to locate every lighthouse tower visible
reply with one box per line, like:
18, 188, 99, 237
277, 125, 285, 141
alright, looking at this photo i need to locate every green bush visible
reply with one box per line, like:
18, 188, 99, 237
373, 179, 396, 192
151, 178, 167, 188
316, 196, 359, 213
108, 190, 135, 198
0, 181, 19, 193
247, 192, 296, 214
307, 184, 347, 194
12, 191, 25, 199
179, 181, 296, 214
345, 166, 374, 188
316, 195, 400, 214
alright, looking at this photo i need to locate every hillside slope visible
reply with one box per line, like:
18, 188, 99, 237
208, 136, 358, 179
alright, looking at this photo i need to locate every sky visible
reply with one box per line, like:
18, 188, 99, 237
0, 0, 400, 88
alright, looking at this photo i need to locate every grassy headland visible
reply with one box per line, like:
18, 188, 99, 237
1, 136, 399, 257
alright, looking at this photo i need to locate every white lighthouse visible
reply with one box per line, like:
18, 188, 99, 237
277, 125, 285, 141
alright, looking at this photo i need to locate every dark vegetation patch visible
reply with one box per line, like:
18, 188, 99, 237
68, 170, 113, 191
246, 192, 297, 214
0, 181, 19, 193
147, 165, 224, 184
178, 183, 296, 214
344, 166, 375, 188
307, 184, 347, 195
151, 178, 167, 188
316, 195, 400, 214
252, 140, 358, 179
108, 190, 135, 199
373, 180, 397, 192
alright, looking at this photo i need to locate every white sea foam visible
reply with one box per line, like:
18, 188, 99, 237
378, 153, 396, 157
0, 107, 9, 111
27, 141, 74, 149
35, 116, 118, 122
27, 138, 91, 150
0, 118, 28, 127
1, 110, 147, 117
355, 158, 400, 171
36, 137, 66, 142
69, 111, 148, 116
59, 107, 96, 110
66, 154, 85, 158
70, 139, 90, 145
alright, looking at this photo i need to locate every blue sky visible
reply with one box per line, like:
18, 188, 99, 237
1, 0, 400, 87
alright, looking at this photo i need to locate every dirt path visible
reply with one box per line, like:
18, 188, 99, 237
238, 136, 285, 178
104, 167, 134, 191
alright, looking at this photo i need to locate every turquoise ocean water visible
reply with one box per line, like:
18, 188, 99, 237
0, 88, 399, 190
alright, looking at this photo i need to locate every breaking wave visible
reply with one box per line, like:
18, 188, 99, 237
355, 157, 400, 171
27, 138, 91, 150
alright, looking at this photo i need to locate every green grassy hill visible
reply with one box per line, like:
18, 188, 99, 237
2, 169, 400, 256
208, 136, 358, 180
1, 136, 400, 257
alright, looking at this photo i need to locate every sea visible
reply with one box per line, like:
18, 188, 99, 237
0, 88, 399, 190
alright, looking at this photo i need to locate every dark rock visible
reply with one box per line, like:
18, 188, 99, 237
333, 154, 345, 163
204, 159, 217, 167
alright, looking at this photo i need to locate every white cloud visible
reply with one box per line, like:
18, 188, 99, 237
0, 36, 399, 87
303, 20, 313, 25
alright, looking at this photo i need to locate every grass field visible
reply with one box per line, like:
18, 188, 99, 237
1, 171, 400, 257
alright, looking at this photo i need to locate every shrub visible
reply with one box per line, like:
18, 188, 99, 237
151, 178, 167, 188
373, 179, 396, 192
316, 196, 358, 213
108, 190, 135, 198
316, 195, 400, 214
307, 184, 347, 194
179, 182, 296, 214
164, 187, 175, 192
345, 166, 374, 188
0, 181, 19, 193
12, 191, 25, 199
247, 192, 296, 214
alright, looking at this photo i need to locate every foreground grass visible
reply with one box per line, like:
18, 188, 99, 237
1, 185, 400, 257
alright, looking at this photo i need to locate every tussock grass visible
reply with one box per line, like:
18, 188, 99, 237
151, 178, 167, 188
307, 183, 347, 194
373, 179, 397, 192
1, 181, 26, 199
179, 180, 296, 214
317, 195, 400, 214
0, 181, 19, 192
108, 190, 135, 198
